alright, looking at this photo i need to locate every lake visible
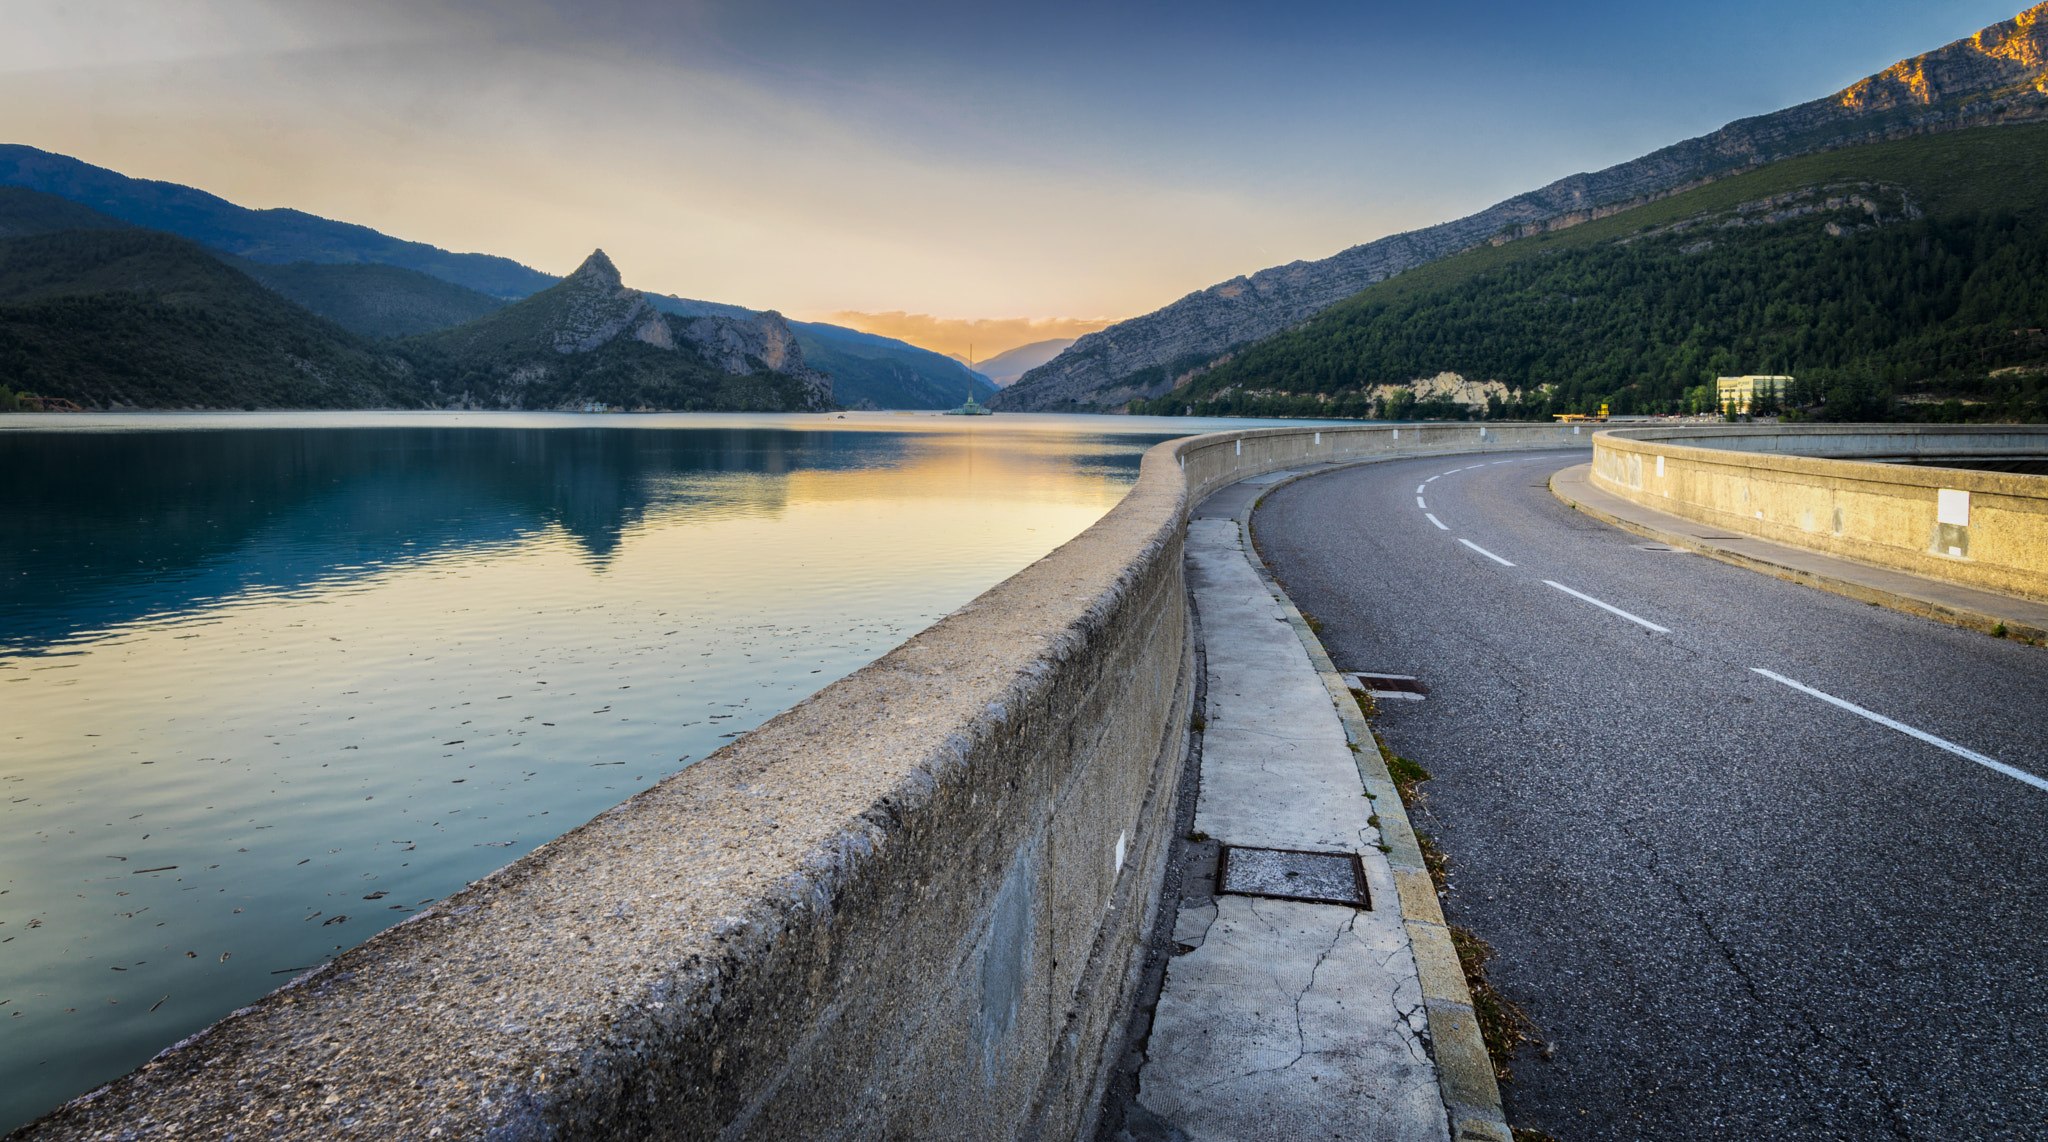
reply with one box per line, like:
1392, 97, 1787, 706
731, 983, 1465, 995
0, 409, 1308, 1129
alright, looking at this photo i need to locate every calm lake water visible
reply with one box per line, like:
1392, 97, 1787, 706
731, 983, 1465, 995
0, 409, 1308, 1129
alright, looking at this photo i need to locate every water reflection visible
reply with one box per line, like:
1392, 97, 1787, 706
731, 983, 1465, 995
3, 424, 1118, 651
0, 410, 1306, 1130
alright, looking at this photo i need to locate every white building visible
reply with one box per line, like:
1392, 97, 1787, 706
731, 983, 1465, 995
1716, 375, 1793, 413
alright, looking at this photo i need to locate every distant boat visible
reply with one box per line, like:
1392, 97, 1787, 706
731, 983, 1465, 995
944, 390, 992, 416
946, 347, 993, 415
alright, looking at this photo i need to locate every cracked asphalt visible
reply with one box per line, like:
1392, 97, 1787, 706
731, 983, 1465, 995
1254, 449, 2048, 1142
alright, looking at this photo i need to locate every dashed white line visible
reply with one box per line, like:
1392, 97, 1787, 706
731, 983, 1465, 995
1458, 538, 1515, 566
1416, 485, 1427, 495
1425, 475, 1441, 483
1416, 496, 1428, 510
1751, 668, 2048, 793
1424, 513, 1448, 530
1543, 580, 1670, 633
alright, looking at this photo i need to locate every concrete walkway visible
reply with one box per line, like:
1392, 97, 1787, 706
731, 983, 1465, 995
1128, 474, 1454, 1142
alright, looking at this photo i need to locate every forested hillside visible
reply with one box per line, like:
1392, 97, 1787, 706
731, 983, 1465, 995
0, 144, 555, 297
230, 260, 510, 340
0, 187, 134, 238
1136, 124, 2048, 423
0, 228, 409, 409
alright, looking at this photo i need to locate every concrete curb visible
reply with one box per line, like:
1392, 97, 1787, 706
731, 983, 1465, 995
1550, 462, 2048, 645
1233, 458, 1515, 1142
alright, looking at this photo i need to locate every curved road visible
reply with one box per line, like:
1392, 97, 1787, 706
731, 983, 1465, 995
1254, 450, 2048, 1142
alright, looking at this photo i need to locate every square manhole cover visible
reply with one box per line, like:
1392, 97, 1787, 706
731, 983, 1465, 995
1217, 846, 1370, 908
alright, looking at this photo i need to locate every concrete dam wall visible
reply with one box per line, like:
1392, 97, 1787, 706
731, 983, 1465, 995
14, 422, 1589, 1142
1592, 425, 2048, 603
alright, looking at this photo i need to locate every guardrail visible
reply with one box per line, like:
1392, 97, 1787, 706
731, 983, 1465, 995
14, 421, 1588, 1142
1591, 425, 2048, 603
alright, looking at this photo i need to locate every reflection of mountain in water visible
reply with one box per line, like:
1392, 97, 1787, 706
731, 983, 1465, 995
2, 426, 1029, 651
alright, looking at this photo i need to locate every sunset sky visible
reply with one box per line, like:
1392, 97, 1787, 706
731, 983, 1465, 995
0, 1, 2027, 355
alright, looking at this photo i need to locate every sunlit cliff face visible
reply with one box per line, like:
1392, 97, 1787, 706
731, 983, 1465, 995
1836, 0, 2048, 110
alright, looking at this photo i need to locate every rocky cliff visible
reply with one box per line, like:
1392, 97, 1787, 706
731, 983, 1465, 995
677, 310, 833, 409
545, 249, 677, 352
994, 3, 2048, 411
410, 250, 833, 411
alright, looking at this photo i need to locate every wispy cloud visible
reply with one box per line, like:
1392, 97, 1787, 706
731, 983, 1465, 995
0, 0, 2025, 320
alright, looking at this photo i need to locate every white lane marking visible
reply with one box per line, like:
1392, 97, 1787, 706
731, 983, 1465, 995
1458, 538, 1515, 566
1425, 513, 1449, 530
1416, 485, 1427, 495
1543, 580, 1670, 633
1425, 475, 1441, 483
1416, 497, 1428, 510
1751, 669, 2048, 793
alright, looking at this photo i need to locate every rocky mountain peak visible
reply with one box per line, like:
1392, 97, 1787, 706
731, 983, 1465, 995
546, 249, 665, 353
567, 248, 624, 289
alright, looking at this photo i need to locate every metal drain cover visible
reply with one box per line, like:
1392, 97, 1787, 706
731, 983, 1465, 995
1217, 846, 1370, 908
1346, 672, 1427, 701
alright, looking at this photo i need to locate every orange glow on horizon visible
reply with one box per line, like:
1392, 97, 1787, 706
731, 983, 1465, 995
807, 312, 1114, 362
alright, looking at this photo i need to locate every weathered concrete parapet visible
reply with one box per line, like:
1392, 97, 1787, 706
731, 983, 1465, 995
1591, 425, 2048, 603
13, 422, 1588, 1142
1176, 421, 1593, 492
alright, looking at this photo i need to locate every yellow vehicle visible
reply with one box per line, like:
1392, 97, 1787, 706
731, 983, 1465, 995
1553, 403, 1609, 423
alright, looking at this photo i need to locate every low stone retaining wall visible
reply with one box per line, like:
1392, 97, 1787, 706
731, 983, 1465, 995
1592, 425, 2048, 603
14, 422, 1587, 1142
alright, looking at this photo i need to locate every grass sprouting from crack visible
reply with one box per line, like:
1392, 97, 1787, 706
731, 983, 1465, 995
1451, 923, 1539, 1083
1348, 687, 1380, 722
1374, 730, 1538, 1084
1376, 734, 1430, 807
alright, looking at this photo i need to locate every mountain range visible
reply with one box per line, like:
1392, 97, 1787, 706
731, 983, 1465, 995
0, 149, 989, 410
6, 4, 2048, 417
637, 295, 994, 408
956, 339, 1075, 388
0, 145, 553, 298
0, 189, 834, 413
403, 249, 835, 413
993, 2, 2048, 411
1133, 125, 2048, 423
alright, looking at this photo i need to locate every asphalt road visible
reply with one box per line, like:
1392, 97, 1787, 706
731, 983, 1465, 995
1253, 450, 2048, 1142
